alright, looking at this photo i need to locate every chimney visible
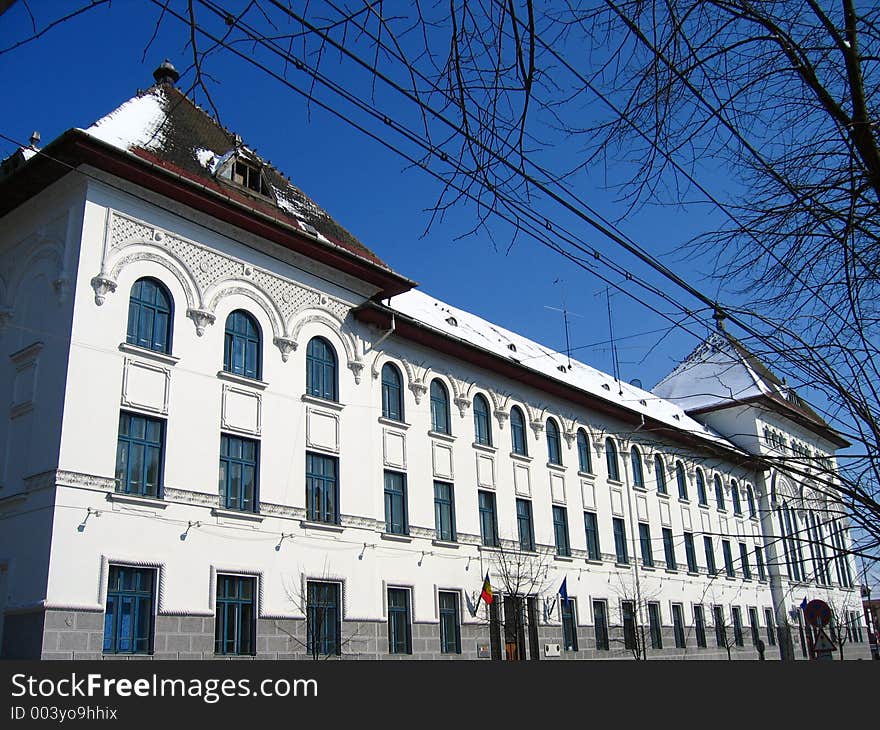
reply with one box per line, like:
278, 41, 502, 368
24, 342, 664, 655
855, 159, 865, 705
153, 59, 180, 86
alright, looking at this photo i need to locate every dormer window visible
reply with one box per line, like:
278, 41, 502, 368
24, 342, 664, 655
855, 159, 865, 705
217, 154, 273, 199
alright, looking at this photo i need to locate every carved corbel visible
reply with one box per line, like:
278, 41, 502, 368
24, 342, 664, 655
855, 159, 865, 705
274, 336, 298, 362
90, 275, 117, 305
186, 308, 216, 337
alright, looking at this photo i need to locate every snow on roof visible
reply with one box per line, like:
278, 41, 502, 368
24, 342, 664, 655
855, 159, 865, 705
389, 289, 739, 450
80, 88, 168, 152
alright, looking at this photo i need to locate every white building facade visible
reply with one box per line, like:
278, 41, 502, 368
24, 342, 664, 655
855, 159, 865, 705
0, 65, 869, 660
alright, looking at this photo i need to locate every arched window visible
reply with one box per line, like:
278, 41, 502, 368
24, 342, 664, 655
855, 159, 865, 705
546, 419, 562, 466
473, 394, 492, 446
746, 485, 757, 519
127, 277, 172, 354
606, 438, 620, 481
224, 310, 261, 379
306, 337, 338, 401
675, 461, 688, 500
630, 447, 644, 488
430, 380, 450, 434
696, 469, 708, 505
731, 481, 742, 515
511, 406, 528, 456
714, 475, 726, 511
654, 455, 667, 495
381, 363, 403, 421
577, 429, 592, 473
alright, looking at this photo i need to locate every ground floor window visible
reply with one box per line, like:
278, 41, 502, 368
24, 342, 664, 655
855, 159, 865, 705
215, 574, 256, 655
103, 565, 154, 654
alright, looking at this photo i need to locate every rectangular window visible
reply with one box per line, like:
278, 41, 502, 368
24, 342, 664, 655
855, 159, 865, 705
713, 606, 727, 648
671, 604, 686, 649
684, 532, 698, 573
553, 506, 571, 557
384, 471, 408, 535
593, 600, 609, 650
613, 518, 629, 564
115, 412, 164, 497
748, 607, 760, 647
704, 537, 717, 575
755, 546, 766, 581
438, 591, 461, 654
851, 612, 863, 642
639, 523, 654, 567
215, 575, 256, 655
722, 540, 735, 577
516, 498, 535, 552
434, 481, 456, 542
306, 452, 338, 523
479, 490, 499, 547
103, 566, 154, 654
561, 598, 578, 651
584, 512, 601, 561
387, 588, 412, 654
764, 608, 776, 646
219, 434, 258, 512
306, 581, 341, 657
732, 606, 744, 647
663, 527, 677, 570
622, 600, 636, 651
694, 605, 707, 648
739, 542, 752, 580
648, 602, 663, 649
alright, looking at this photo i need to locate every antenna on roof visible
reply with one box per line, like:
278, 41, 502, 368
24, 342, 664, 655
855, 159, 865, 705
545, 278, 581, 370
604, 288, 623, 396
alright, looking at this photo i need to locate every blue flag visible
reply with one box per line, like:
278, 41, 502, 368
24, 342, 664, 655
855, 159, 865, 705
800, 596, 808, 610
558, 577, 569, 602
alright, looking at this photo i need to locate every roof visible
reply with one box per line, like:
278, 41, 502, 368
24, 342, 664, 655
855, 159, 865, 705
358, 289, 749, 456
653, 330, 848, 447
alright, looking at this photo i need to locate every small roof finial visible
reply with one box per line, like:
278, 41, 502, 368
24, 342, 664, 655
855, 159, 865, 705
713, 305, 726, 332
153, 59, 180, 86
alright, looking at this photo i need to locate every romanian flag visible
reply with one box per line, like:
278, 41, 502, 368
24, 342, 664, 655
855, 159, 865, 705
480, 572, 494, 605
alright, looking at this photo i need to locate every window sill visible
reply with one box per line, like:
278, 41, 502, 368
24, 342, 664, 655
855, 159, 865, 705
107, 492, 168, 509
585, 558, 603, 565
510, 452, 532, 463
725, 575, 738, 582
608, 479, 623, 487
656, 491, 669, 499
432, 539, 459, 549
665, 568, 678, 575
472, 442, 497, 454
217, 371, 268, 390
428, 430, 456, 443
678, 498, 690, 505
577, 470, 595, 480
119, 342, 179, 366
378, 417, 410, 430
211, 507, 264, 523
554, 554, 574, 562
546, 462, 566, 473
717, 508, 728, 515
301, 394, 344, 411
687, 571, 700, 577
300, 520, 344, 533
632, 486, 647, 493
698, 503, 709, 509
381, 532, 412, 543
641, 565, 656, 571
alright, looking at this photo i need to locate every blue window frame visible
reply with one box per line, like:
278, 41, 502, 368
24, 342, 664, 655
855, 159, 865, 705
663, 527, 677, 570
696, 469, 708, 505
434, 481, 456, 542
704, 536, 717, 574
306, 337, 337, 401
584, 512, 601, 560
739, 542, 752, 579
215, 575, 256, 655
577, 429, 592, 473
553, 505, 571, 557
675, 461, 688, 500
479, 490, 499, 547
546, 419, 562, 465
731, 481, 742, 515
756, 546, 766, 581
561, 599, 578, 651
511, 406, 528, 456
430, 379, 450, 434
714, 475, 726, 510
381, 363, 403, 421
714, 606, 727, 648
126, 277, 172, 354
307, 581, 341, 657
694, 605, 707, 648
516, 498, 535, 552
223, 310, 261, 379
622, 600, 637, 650
439, 591, 461, 654
749, 607, 761, 647
613, 517, 628, 564
593, 600, 609, 650
219, 434, 258, 512
384, 471, 408, 535
723, 540, 736, 577
606, 438, 619, 481
115, 412, 164, 497
655, 455, 667, 494
648, 603, 663, 649
732, 606, 744, 647
306, 452, 338, 523
473, 394, 492, 446
103, 565, 154, 654
684, 532, 698, 573
387, 588, 412, 654
639, 523, 654, 567
630, 447, 644, 488
672, 604, 686, 648
765, 608, 776, 645
746, 485, 757, 518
